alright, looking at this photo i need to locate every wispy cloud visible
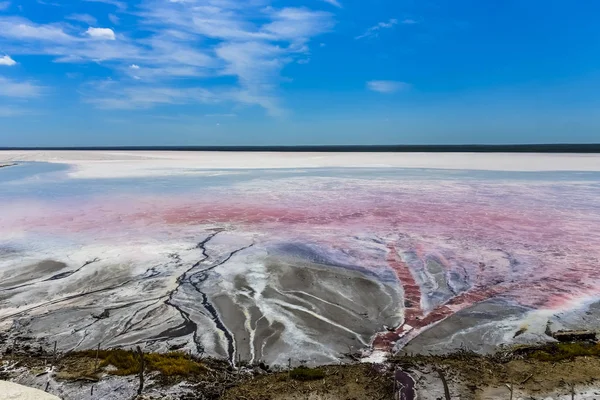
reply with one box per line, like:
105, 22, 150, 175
82, 79, 218, 109
366, 80, 410, 93
133, 0, 333, 114
0, 17, 74, 42
66, 13, 97, 25
402, 19, 418, 24
86, 27, 116, 40
0, 76, 44, 97
0, 1, 10, 11
321, 0, 342, 8
36, 0, 61, 6
0, 0, 335, 115
108, 13, 119, 25
84, 0, 126, 11
0, 54, 16, 65
355, 18, 398, 40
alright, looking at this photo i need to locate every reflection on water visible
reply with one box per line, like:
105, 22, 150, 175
2, 161, 600, 201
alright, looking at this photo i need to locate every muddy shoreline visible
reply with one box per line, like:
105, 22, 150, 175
2, 337, 600, 400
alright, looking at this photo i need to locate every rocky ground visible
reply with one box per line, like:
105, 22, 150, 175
2, 334, 600, 400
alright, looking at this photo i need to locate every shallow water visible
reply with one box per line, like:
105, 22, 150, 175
1, 156, 599, 365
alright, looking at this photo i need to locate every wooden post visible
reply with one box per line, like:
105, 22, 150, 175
52, 341, 57, 367
44, 381, 50, 392
571, 383, 575, 400
505, 383, 514, 400
94, 343, 100, 372
91, 385, 94, 396
136, 346, 144, 395
436, 368, 451, 400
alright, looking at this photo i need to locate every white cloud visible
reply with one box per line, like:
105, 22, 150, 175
367, 80, 410, 94
130, 64, 140, 69
86, 27, 116, 40
262, 7, 334, 42
84, 0, 126, 11
0, 0, 335, 115
125, 65, 207, 80
66, 13, 97, 25
36, 0, 61, 6
231, 89, 285, 117
321, 0, 342, 8
0, 1, 10, 11
0, 76, 44, 97
356, 18, 398, 40
108, 13, 119, 25
0, 54, 16, 65
82, 80, 218, 109
0, 17, 74, 42
402, 19, 418, 24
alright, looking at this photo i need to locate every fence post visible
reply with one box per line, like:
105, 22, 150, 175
436, 368, 451, 400
51, 341, 57, 368
136, 346, 145, 395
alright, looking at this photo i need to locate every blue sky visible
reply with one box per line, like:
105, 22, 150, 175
1, 0, 600, 146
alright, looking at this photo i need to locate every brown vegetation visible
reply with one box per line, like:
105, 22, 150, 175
223, 364, 394, 400
289, 366, 326, 381
70, 349, 208, 377
3, 340, 600, 399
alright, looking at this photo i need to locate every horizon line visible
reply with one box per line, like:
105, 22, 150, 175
1, 144, 600, 153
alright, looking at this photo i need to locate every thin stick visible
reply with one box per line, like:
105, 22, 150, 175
436, 368, 451, 400
520, 374, 533, 385
505, 383, 513, 400
136, 346, 145, 395
52, 341, 57, 368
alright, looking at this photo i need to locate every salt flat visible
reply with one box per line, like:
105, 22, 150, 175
1, 151, 599, 180
1, 151, 599, 368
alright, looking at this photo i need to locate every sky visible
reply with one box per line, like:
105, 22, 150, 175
1, 0, 600, 146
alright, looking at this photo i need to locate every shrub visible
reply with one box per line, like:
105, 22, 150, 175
289, 366, 325, 381
529, 343, 600, 362
70, 349, 206, 376
146, 352, 205, 376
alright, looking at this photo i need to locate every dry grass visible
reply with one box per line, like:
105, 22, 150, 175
289, 366, 326, 381
528, 342, 600, 362
222, 364, 393, 400
71, 349, 207, 376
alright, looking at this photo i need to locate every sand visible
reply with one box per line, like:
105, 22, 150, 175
0, 381, 61, 400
